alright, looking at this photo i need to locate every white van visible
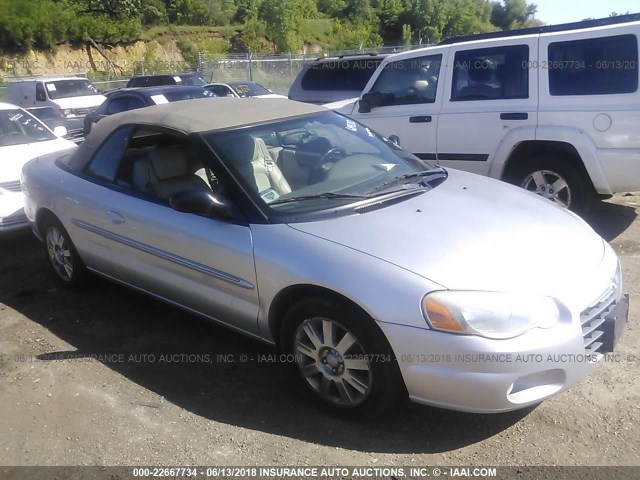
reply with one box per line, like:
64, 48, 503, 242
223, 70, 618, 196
336, 14, 640, 213
6, 77, 106, 119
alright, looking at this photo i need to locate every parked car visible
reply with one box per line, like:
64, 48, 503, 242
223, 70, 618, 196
27, 106, 85, 144
6, 77, 106, 118
126, 73, 206, 88
288, 54, 388, 104
333, 14, 640, 213
83, 85, 217, 135
0, 103, 76, 232
23, 98, 627, 417
205, 81, 287, 98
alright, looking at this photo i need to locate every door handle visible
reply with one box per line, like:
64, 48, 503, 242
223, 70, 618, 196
500, 112, 528, 120
107, 211, 125, 225
409, 116, 432, 123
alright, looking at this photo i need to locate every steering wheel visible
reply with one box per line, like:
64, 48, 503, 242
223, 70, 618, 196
312, 146, 347, 182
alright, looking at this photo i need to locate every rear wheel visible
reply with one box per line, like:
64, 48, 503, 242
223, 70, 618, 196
281, 298, 405, 418
42, 217, 90, 289
507, 156, 593, 214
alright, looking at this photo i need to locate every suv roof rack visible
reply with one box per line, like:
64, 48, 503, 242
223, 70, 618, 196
439, 12, 640, 46
313, 53, 387, 61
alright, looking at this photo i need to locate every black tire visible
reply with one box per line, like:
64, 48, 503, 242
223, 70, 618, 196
506, 156, 594, 215
41, 217, 91, 290
280, 297, 406, 418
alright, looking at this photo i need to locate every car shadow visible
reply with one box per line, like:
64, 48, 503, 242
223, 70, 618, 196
0, 230, 530, 454
586, 197, 637, 241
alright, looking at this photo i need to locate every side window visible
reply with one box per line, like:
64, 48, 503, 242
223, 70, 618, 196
548, 34, 638, 96
106, 97, 130, 115
84, 127, 133, 182
369, 55, 442, 106
451, 45, 529, 101
35, 83, 47, 101
127, 96, 147, 110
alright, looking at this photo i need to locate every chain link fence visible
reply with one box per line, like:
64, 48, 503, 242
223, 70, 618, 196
0, 44, 428, 100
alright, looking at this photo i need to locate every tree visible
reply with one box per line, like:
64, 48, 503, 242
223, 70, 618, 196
166, 0, 211, 24
491, 0, 540, 30
208, 0, 236, 25
259, 0, 305, 52
234, 0, 261, 22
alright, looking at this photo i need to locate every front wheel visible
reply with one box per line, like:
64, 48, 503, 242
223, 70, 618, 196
507, 156, 593, 214
281, 298, 405, 418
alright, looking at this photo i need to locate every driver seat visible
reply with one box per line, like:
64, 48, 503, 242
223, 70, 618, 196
229, 135, 292, 196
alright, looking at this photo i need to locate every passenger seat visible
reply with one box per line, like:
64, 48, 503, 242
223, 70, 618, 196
132, 146, 209, 200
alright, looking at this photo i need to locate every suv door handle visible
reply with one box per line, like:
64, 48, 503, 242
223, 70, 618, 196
500, 112, 528, 120
107, 211, 125, 225
409, 116, 432, 123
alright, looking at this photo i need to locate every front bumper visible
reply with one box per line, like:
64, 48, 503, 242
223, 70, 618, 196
379, 291, 628, 413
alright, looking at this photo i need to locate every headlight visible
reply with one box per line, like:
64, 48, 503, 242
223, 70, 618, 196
422, 291, 560, 339
61, 109, 72, 117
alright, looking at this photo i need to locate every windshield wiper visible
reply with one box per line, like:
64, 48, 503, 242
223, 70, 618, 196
269, 192, 369, 205
369, 168, 446, 193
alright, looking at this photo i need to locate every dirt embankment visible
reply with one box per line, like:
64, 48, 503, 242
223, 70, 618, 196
1, 40, 187, 78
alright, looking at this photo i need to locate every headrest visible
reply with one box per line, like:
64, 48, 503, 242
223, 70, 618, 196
149, 147, 189, 180
219, 134, 258, 165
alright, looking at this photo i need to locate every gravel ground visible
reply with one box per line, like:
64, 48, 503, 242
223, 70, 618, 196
0, 195, 638, 472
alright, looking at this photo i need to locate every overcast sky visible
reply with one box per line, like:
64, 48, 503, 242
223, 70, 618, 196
533, 0, 639, 25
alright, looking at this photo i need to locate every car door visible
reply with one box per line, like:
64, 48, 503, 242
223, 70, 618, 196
348, 49, 448, 162
437, 37, 538, 176
68, 126, 261, 336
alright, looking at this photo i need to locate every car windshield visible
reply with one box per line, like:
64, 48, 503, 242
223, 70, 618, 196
160, 88, 217, 102
179, 75, 206, 86
44, 79, 101, 99
27, 107, 60, 121
205, 111, 445, 216
230, 83, 271, 97
0, 109, 55, 146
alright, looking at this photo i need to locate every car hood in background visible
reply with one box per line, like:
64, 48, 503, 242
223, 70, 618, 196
54, 95, 106, 110
0, 139, 76, 183
289, 169, 606, 296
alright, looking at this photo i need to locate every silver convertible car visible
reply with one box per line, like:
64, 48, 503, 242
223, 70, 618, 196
22, 98, 628, 417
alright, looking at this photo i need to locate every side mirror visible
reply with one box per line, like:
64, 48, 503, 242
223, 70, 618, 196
170, 188, 229, 217
53, 126, 67, 137
358, 92, 388, 113
388, 135, 400, 147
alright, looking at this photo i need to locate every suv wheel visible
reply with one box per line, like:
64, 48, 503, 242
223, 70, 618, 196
509, 156, 593, 214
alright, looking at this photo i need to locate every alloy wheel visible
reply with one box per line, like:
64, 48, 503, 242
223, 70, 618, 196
46, 226, 74, 282
294, 317, 372, 407
522, 169, 571, 208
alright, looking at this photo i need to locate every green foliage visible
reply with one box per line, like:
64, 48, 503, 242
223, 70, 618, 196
259, 0, 306, 52
0, 0, 543, 53
491, 0, 541, 30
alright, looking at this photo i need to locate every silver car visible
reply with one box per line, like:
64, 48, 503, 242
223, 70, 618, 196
22, 98, 628, 417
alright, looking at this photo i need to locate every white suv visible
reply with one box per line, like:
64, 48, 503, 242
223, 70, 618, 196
336, 14, 640, 213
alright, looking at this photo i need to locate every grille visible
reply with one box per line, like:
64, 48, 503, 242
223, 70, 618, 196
74, 108, 90, 116
0, 181, 22, 192
580, 287, 619, 357
0, 211, 28, 227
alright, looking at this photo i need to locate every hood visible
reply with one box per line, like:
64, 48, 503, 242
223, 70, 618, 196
256, 94, 288, 99
289, 169, 606, 296
0, 139, 76, 183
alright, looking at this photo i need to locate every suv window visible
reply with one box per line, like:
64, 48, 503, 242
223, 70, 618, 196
548, 34, 639, 96
301, 58, 383, 91
106, 97, 130, 115
85, 127, 134, 182
451, 45, 529, 101
369, 55, 442, 106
